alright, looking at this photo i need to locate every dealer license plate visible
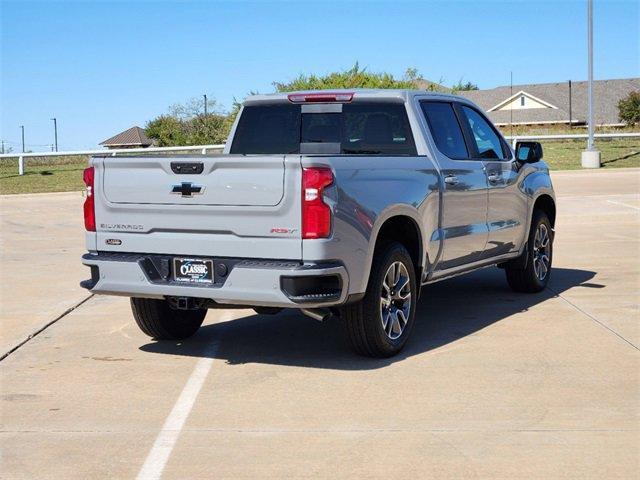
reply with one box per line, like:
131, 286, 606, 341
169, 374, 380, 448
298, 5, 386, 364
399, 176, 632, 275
173, 258, 214, 284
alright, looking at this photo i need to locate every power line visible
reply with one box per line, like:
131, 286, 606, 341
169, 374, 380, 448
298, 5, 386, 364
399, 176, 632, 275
2, 140, 52, 147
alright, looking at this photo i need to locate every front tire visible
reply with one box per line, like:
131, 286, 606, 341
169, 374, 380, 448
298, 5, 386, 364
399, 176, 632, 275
505, 210, 553, 293
340, 242, 417, 358
130, 298, 206, 340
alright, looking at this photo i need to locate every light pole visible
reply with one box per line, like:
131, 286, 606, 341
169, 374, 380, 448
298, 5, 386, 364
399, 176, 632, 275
51, 117, 58, 151
20, 125, 25, 152
203, 94, 208, 116
581, 0, 601, 168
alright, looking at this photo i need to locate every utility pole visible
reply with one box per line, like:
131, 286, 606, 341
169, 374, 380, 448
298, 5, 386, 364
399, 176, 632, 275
20, 126, 25, 152
568, 80, 572, 129
581, 0, 600, 168
203, 94, 208, 116
51, 117, 58, 151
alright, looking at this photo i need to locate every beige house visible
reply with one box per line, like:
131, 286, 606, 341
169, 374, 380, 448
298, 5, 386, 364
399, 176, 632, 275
458, 78, 639, 127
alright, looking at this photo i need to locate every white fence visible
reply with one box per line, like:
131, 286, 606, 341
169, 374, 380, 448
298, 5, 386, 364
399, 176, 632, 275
2, 133, 640, 176
0, 144, 225, 176
505, 132, 640, 148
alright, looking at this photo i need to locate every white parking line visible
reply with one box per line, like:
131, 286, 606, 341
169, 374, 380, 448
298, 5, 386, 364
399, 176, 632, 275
606, 199, 640, 211
136, 341, 220, 480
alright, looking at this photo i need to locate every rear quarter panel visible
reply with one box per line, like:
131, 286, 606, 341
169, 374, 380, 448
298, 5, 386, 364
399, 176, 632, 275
301, 155, 440, 295
520, 162, 556, 232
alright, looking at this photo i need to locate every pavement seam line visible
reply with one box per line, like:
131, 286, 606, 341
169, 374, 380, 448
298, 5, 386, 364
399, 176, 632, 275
2, 428, 638, 434
0, 294, 94, 362
136, 341, 219, 480
606, 199, 640, 211
549, 287, 639, 352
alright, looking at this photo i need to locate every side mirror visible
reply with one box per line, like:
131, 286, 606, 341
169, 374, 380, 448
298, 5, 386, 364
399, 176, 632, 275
515, 141, 543, 163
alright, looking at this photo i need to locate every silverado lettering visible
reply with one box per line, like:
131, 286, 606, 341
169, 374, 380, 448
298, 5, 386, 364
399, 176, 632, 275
100, 223, 144, 231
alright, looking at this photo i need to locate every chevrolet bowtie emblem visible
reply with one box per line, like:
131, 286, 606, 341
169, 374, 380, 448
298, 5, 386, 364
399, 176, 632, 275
171, 182, 204, 197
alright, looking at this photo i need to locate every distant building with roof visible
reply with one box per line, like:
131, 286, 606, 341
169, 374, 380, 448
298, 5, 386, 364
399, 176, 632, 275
100, 126, 154, 149
458, 78, 639, 127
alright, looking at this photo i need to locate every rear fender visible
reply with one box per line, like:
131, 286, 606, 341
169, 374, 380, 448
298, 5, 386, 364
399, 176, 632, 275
520, 167, 556, 249
360, 205, 427, 292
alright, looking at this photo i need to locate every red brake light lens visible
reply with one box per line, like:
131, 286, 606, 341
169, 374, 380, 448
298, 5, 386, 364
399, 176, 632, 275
83, 167, 95, 232
302, 167, 334, 239
288, 92, 354, 103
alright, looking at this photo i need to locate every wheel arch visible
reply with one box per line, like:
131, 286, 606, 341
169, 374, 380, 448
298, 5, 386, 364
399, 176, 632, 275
360, 207, 427, 293
520, 169, 556, 243
533, 194, 556, 228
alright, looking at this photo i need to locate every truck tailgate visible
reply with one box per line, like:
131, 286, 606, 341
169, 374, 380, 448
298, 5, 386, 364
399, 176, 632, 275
103, 155, 284, 206
92, 154, 302, 260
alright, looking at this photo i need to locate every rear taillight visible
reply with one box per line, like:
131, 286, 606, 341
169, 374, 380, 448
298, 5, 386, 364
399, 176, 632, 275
288, 92, 354, 103
302, 167, 333, 239
83, 167, 95, 232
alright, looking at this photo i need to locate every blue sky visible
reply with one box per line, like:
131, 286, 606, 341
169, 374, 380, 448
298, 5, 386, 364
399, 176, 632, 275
1, 0, 638, 151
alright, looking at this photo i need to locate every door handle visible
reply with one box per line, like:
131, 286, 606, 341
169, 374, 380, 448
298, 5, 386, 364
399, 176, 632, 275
487, 173, 502, 183
444, 175, 459, 186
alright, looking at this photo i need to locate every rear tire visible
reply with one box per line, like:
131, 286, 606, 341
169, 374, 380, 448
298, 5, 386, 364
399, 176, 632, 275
130, 298, 206, 340
340, 242, 417, 358
505, 210, 553, 293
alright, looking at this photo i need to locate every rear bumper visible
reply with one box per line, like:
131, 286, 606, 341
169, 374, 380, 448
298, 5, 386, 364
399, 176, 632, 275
81, 252, 349, 308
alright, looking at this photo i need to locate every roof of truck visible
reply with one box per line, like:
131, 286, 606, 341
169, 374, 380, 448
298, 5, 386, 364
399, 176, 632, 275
243, 89, 463, 104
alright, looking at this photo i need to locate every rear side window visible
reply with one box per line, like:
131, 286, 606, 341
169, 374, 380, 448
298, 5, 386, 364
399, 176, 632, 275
230, 104, 300, 154
230, 102, 416, 155
420, 101, 468, 160
460, 106, 506, 160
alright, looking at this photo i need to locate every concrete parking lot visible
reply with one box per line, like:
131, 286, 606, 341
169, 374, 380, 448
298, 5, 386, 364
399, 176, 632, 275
1, 169, 638, 479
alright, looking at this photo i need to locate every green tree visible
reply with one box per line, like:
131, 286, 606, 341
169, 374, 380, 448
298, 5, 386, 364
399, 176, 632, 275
169, 97, 221, 119
187, 113, 229, 145
145, 97, 230, 146
145, 67, 452, 147
618, 91, 640, 126
452, 80, 479, 92
273, 62, 427, 91
145, 115, 188, 147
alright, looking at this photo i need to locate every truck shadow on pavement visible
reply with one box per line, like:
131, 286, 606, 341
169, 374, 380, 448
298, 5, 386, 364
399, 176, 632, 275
140, 267, 597, 370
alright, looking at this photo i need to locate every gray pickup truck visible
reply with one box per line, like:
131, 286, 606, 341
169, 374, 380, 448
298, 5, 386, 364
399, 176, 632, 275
81, 89, 555, 357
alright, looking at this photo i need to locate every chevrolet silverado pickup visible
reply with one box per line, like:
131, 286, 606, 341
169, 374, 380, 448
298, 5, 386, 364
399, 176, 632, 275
81, 89, 555, 357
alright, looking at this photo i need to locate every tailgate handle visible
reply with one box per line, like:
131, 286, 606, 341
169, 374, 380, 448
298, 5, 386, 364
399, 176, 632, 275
171, 162, 204, 174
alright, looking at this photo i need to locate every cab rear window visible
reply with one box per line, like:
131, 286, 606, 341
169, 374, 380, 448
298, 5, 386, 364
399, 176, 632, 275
230, 102, 417, 155
230, 104, 300, 154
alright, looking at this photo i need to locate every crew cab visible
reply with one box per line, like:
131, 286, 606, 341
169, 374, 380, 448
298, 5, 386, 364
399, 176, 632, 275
81, 90, 555, 357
